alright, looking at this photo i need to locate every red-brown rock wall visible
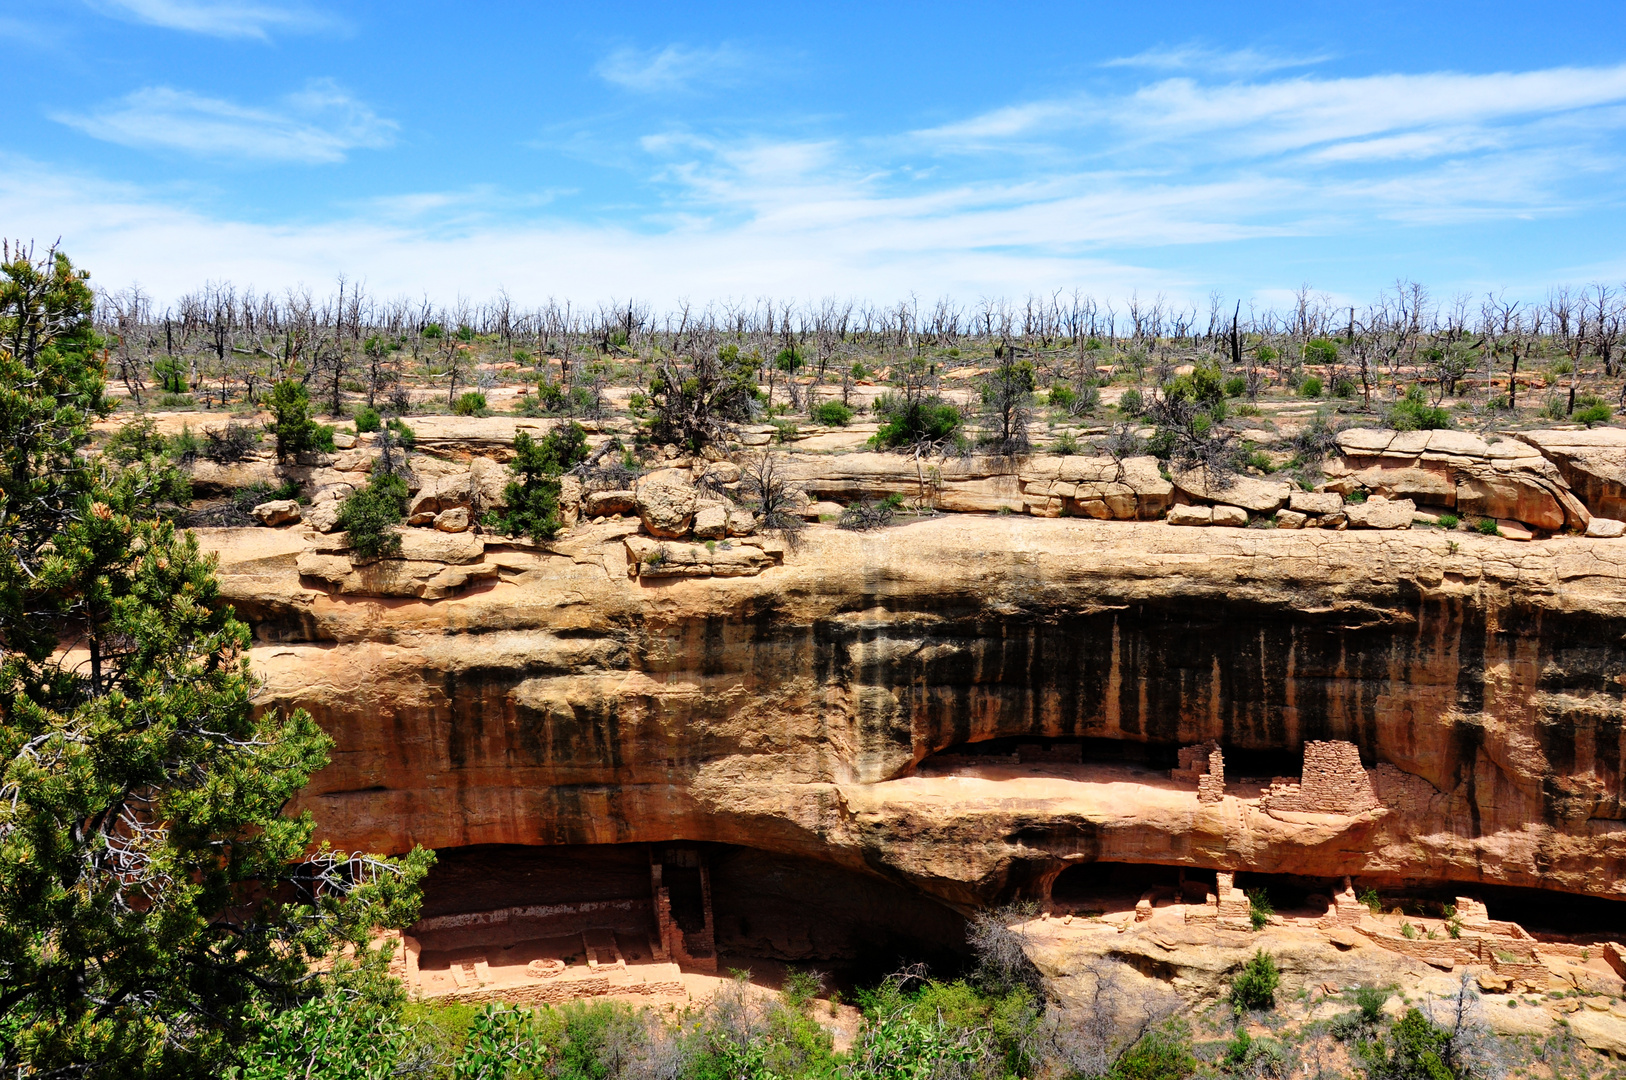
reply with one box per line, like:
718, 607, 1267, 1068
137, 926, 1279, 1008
207, 519, 1626, 911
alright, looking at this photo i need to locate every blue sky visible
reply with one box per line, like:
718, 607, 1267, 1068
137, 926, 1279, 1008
6, 0, 1626, 310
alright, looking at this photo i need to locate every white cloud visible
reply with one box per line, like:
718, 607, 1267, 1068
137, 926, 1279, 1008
596, 43, 748, 94
1104, 43, 1331, 75
13, 59, 1626, 309
52, 80, 396, 164
88, 0, 334, 39
914, 64, 1626, 162
1120, 67, 1626, 154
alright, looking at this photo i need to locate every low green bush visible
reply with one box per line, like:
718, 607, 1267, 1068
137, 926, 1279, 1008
870, 393, 962, 450
486, 423, 590, 541
453, 391, 489, 416
105, 417, 168, 462
1118, 388, 1145, 417
336, 472, 409, 559
1247, 888, 1274, 931
386, 417, 416, 448
1437, 513, 1460, 530
1299, 375, 1323, 398
1387, 385, 1451, 430
810, 400, 854, 426
1229, 950, 1279, 1012
354, 407, 382, 433
1574, 393, 1613, 427
268, 379, 330, 459
1476, 517, 1500, 536
1223, 375, 1247, 398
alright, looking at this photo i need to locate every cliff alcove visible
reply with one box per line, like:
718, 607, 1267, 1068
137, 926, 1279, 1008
201, 491, 1626, 1022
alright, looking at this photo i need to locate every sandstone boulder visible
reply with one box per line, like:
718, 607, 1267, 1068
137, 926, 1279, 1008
1168, 504, 1212, 526
585, 490, 638, 517
1456, 471, 1564, 531
726, 510, 757, 537
1276, 510, 1308, 529
1289, 492, 1344, 516
312, 482, 355, 505
434, 508, 471, 533
409, 472, 476, 519
296, 551, 501, 599
624, 535, 776, 578
693, 505, 728, 540
1517, 428, 1626, 520
1357, 466, 1456, 506
331, 430, 358, 449
1172, 466, 1290, 513
329, 449, 376, 473
1497, 518, 1534, 542
1585, 517, 1626, 538
1333, 427, 1589, 531
1569, 1010, 1626, 1057
1345, 496, 1414, 529
636, 470, 698, 538
188, 458, 278, 497
252, 499, 301, 526
306, 500, 342, 533
1211, 505, 1248, 527
697, 461, 741, 485
469, 457, 510, 510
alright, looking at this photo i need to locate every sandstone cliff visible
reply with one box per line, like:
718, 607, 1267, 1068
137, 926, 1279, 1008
205, 515, 1626, 919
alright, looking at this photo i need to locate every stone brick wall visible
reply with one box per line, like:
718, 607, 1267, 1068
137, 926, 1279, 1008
1173, 741, 1225, 803
1259, 741, 1381, 815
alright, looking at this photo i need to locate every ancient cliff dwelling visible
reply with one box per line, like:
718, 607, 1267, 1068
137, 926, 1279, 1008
180, 418, 1626, 1054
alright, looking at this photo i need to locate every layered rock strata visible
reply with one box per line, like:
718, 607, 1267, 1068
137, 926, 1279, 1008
207, 515, 1626, 920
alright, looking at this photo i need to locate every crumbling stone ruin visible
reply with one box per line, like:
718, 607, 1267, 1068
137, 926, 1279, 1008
1259, 740, 1382, 816
1171, 741, 1225, 803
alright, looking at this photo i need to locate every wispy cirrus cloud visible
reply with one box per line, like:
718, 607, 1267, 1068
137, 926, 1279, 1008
52, 80, 396, 164
87, 0, 335, 39
911, 64, 1626, 164
14, 56, 1626, 309
1103, 42, 1331, 75
595, 43, 749, 94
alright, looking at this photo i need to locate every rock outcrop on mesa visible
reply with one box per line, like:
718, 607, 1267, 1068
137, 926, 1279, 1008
205, 515, 1626, 915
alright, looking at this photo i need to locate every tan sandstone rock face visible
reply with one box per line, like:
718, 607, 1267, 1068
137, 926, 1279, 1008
200, 517, 1626, 919
636, 470, 698, 537
251, 499, 300, 526
1173, 467, 1291, 513
1518, 428, 1626, 520
1345, 496, 1415, 529
1334, 428, 1589, 532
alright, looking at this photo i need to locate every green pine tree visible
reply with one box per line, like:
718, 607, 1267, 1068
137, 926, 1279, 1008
0, 246, 432, 1078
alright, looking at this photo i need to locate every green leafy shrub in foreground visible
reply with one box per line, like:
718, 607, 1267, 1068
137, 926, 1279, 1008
486, 423, 590, 541
386, 416, 416, 448
1230, 950, 1280, 1011
337, 472, 409, 559
268, 379, 335, 458
354, 406, 382, 433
